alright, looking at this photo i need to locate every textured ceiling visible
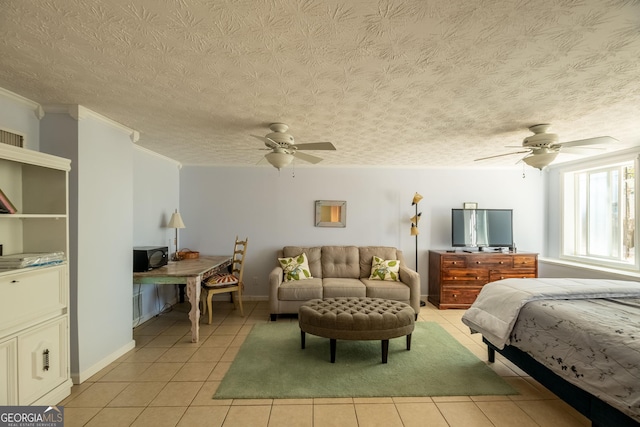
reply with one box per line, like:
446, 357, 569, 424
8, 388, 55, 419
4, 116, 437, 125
1, 0, 639, 168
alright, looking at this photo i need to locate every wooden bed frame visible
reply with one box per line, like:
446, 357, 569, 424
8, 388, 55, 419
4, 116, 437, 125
484, 338, 637, 427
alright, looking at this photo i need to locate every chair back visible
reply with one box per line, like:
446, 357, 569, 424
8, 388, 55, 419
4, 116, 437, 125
231, 236, 248, 283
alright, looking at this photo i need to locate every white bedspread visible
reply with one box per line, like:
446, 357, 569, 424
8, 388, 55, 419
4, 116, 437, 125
461, 278, 640, 349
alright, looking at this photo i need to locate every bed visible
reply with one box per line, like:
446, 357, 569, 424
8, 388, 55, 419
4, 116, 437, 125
461, 278, 640, 427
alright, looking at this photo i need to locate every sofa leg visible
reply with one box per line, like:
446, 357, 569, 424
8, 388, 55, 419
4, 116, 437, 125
270, 314, 277, 321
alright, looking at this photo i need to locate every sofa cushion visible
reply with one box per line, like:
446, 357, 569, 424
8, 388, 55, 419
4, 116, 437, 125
322, 278, 366, 298
369, 256, 400, 281
278, 253, 313, 282
361, 278, 410, 301
278, 277, 323, 301
283, 246, 322, 278
322, 246, 360, 278
359, 246, 399, 278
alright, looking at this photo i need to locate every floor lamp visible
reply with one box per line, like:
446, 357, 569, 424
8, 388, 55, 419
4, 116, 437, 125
410, 193, 426, 307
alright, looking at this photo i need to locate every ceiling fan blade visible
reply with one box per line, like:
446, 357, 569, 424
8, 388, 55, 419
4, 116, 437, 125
294, 142, 336, 151
251, 134, 278, 148
561, 146, 605, 155
556, 136, 618, 148
293, 151, 324, 164
474, 150, 530, 161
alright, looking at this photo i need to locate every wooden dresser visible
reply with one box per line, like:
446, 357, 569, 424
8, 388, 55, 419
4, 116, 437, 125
428, 250, 538, 309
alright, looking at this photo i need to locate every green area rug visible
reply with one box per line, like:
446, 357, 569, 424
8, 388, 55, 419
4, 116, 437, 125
214, 321, 517, 399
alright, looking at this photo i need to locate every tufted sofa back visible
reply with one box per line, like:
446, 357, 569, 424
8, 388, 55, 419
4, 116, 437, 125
321, 246, 360, 278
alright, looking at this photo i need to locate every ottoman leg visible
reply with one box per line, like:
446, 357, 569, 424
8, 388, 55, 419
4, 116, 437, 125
406, 333, 412, 351
381, 340, 389, 364
330, 339, 336, 363
301, 330, 306, 349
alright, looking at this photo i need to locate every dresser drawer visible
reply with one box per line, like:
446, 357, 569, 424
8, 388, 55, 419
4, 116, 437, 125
467, 255, 513, 268
489, 270, 537, 281
0, 265, 67, 335
513, 255, 537, 268
441, 287, 482, 305
441, 256, 467, 268
442, 268, 488, 282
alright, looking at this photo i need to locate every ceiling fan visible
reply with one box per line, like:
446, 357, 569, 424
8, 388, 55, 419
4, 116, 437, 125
251, 123, 337, 170
476, 124, 618, 170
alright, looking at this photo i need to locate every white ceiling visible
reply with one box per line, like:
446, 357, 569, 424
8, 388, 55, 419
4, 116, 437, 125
1, 0, 639, 168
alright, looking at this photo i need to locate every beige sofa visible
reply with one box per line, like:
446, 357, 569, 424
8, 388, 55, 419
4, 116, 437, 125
269, 245, 420, 321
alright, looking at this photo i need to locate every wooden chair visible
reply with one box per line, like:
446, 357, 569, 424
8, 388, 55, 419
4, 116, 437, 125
201, 236, 247, 324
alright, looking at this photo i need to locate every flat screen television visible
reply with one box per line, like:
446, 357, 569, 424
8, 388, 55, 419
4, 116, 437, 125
451, 209, 513, 248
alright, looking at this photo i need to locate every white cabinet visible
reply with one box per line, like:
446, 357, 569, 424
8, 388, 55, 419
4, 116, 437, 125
0, 144, 71, 405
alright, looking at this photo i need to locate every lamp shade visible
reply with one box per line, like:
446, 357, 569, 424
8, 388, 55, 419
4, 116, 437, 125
265, 152, 294, 170
522, 151, 559, 170
412, 192, 423, 205
410, 212, 422, 224
168, 211, 185, 229
410, 224, 419, 236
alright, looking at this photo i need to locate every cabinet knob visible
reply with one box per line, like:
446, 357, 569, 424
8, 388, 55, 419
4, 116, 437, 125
499, 261, 504, 264
501, 276, 505, 279
453, 277, 457, 279
453, 294, 458, 298
476, 261, 481, 264
476, 276, 479, 279
452, 262, 457, 265
11, 280, 19, 283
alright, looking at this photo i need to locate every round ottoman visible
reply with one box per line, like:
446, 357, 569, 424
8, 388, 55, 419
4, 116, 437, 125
298, 297, 415, 363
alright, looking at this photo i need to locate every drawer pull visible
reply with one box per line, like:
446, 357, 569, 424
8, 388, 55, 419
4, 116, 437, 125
452, 294, 458, 298
476, 261, 481, 264
43, 349, 50, 371
452, 262, 457, 265
499, 261, 504, 264
501, 276, 505, 279
476, 276, 479, 279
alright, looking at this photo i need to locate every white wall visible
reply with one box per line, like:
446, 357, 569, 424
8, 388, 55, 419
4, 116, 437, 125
41, 107, 136, 383
179, 166, 546, 298
132, 147, 182, 323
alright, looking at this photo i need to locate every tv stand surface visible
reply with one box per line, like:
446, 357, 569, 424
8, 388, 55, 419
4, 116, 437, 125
427, 250, 538, 309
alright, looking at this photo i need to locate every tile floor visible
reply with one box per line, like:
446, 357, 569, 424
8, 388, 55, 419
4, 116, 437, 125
59, 300, 590, 426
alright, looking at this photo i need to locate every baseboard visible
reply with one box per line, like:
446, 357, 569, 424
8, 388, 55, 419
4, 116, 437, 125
72, 339, 136, 384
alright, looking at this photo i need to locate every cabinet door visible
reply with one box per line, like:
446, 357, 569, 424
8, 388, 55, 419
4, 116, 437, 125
0, 337, 17, 405
0, 265, 67, 336
18, 317, 68, 405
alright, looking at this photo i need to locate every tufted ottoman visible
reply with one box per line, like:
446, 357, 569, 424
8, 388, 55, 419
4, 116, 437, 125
298, 297, 415, 363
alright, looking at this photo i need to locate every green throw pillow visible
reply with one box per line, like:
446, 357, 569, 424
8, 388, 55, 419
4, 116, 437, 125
278, 253, 313, 282
369, 256, 400, 281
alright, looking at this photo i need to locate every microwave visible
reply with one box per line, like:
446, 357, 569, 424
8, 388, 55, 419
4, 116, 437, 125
133, 246, 168, 272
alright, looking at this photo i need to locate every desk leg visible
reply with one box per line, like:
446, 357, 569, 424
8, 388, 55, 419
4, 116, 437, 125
186, 275, 201, 343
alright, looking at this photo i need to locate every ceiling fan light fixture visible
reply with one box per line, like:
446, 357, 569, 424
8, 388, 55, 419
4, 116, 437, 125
522, 151, 559, 170
265, 151, 294, 170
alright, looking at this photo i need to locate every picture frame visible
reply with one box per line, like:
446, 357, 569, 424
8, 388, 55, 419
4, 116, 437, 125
463, 202, 478, 210
315, 200, 346, 227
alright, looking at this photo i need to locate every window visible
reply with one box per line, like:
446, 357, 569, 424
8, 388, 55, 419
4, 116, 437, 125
562, 158, 636, 269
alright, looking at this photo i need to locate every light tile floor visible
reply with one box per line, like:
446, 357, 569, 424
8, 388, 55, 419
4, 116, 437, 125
59, 301, 590, 426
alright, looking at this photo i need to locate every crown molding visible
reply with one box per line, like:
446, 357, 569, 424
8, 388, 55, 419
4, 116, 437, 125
42, 104, 139, 143
0, 87, 44, 120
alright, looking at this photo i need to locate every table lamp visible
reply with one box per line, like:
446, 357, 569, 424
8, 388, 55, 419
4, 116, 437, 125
168, 209, 186, 261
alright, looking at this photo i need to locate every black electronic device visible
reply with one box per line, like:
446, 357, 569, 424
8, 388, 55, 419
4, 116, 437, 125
133, 246, 168, 272
451, 208, 513, 249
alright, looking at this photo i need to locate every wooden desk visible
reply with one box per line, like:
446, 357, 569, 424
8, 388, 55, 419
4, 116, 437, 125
133, 255, 232, 342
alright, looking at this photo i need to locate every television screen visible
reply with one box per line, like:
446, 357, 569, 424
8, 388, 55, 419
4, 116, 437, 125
451, 209, 513, 248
